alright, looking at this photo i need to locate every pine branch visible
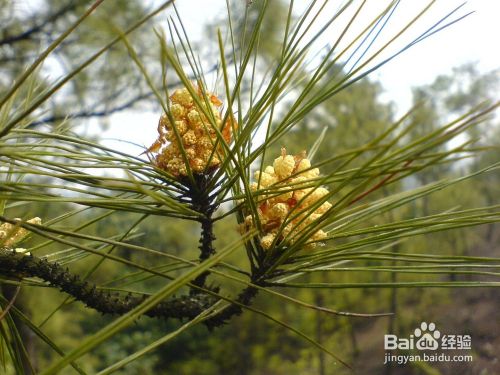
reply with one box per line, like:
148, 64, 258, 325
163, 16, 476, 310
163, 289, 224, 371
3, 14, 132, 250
181, 173, 219, 290
0, 247, 263, 328
0, 248, 215, 321
205, 285, 258, 329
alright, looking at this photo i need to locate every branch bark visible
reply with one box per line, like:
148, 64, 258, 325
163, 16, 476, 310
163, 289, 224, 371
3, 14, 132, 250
0, 248, 215, 321
0, 247, 260, 328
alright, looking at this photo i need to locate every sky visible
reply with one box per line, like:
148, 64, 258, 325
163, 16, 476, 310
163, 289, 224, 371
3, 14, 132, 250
98, 0, 500, 154
364, 0, 500, 111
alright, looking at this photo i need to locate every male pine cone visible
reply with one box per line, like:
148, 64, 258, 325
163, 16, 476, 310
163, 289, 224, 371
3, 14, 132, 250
148, 85, 235, 177
245, 148, 331, 250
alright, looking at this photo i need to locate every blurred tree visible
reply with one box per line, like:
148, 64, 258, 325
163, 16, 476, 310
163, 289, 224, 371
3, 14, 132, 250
0, 0, 158, 129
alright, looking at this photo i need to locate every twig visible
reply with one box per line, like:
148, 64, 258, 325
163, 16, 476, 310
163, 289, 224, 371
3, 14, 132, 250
0, 248, 261, 328
0, 248, 215, 321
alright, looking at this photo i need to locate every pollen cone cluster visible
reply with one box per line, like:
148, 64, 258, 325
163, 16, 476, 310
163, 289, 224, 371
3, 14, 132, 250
0, 217, 41, 248
148, 85, 235, 177
245, 148, 332, 250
